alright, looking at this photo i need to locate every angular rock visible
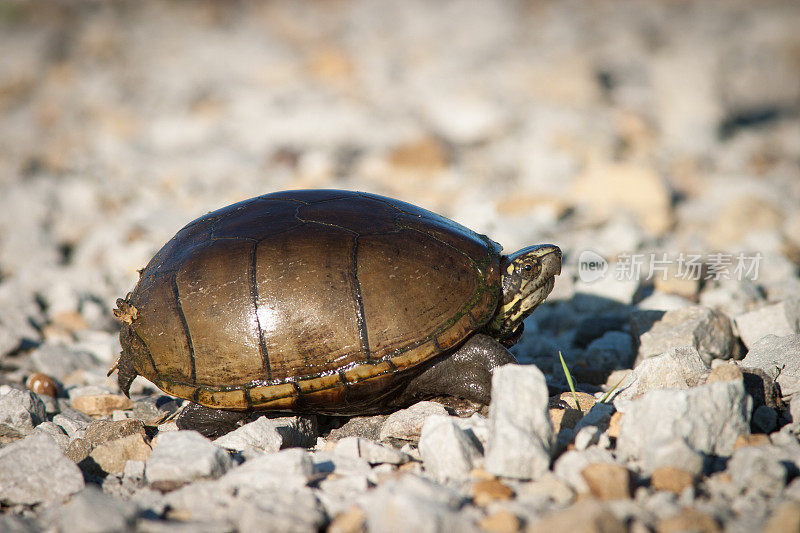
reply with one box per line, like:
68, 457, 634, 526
0, 387, 46, 439
640, 437, 704, 476
741, 334, 800, 398
418, 415, 482, 483
327, 415, 387, 441
0, 433, 84, 505
71, 393, 134, 417
30, 344, 99, 381
233, 487, 327, 533
46, 486, 138, 533
613, 346, 708, 405
145, 430, 232, 490
335, 436, 409, 465
84, 419, 147, 446
213, 416, 282, 453
90, 434, 152, 475
52, 410, 92, 438
485, 364, 554, 479
358, 474, 469, 533
637, 305, 738, 365
580, 463, 632, 500
220, 448, 314, 493
31, 421, 70, 452
617, 380, 751, 458
271, 415, 318, 448
727, 445, 789, 497
734, 299, 800, 349
752, 405, 777, 433
379, 401, 450, 442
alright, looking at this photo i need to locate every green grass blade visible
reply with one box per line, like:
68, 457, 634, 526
558, 350, 581, 414
600, 372, 629, 404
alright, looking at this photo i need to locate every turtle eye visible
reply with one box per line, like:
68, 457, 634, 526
519, 260, 540, 278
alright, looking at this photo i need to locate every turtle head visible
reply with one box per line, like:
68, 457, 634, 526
485, 244, 561, 344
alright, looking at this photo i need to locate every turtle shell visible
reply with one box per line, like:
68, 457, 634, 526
118, 190, 502, 413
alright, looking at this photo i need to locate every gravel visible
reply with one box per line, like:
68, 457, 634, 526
1, 1, 799, 530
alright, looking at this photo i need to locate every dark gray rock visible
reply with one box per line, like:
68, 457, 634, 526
30, 344, 99, 381
270, 415, 318, 448
485, 364, 554, 479
0, 433, 84, 505
326, 414, 387, 441
584, 331, 635, 373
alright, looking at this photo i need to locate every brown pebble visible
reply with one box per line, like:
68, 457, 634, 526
472, 478, 515, 507
607, 411, 623, 439
705, 363, 743, 384
657, 507, 721, 533
650, 466, 694, 494
328, 505, 366, 533
26, 372, 59, 398
581, 463, 632, 500
478, 510, 521, 533
558, 391, 597, 412
549, 405, 582, 432
763, 501, 800, 533
733, 433, 771, 449
72, 394, 134, 417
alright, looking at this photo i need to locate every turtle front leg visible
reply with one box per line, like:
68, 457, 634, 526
176, 403, 251, 438
390, 333, 517, 408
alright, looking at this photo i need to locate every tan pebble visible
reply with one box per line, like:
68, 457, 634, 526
650, 466, 694, 494
51, 311, 89, 332
478, 510, 521, 533
763, 501, 800, 533
733, 433, 771, 449
90, 434, 151, 475
529, 499, 625, 532
558, 391, 597, 412
26, 372, 59, 398
471, 468, 496, 481
388, 136, 449, 172
472, 478, 515, 507
706, 363, 743, 384
657, 507, 721, 533
653, 263, 700, 300
72, 394, 133, 417
581, 463, 632, 500
607, 411, 623, 439
328, 505, 366, 533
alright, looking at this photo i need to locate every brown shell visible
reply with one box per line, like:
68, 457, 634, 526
119, 190, 502, 412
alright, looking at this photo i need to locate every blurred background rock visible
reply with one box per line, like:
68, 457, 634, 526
0, 0, 798, 360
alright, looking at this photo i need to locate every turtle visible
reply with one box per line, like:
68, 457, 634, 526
113, 189, 561, 436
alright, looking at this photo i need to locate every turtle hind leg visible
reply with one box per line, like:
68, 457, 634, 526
176, 403, 251, 438
390, 333, 517, 409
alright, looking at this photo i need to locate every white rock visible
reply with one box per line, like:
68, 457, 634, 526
637, 306, 737, 365
612, 346, 709, 406
640, 438, 704, 476
31, 421, 70, 452
485, 364, 554, 479
0, 387, 46, 438
145, 430, 232, 490
418, 416, 482, 483
734, 299, 800, 349
0, 433, 84, 505
213, 416, 282, 453
617, 380, 751, 458
334, 437, 409, 465
220, 448, 313, 493
741, 334, 800, 398
45, 486, 137, 533
379, 401, 450, 442
552, 448, 617, 493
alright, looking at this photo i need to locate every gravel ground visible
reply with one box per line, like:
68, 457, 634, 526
1, 1, 800, 531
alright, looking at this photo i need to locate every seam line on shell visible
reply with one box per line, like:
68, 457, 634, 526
172, 272, 197, 384
250, 240, 272, 381
352, 234, 372, 360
